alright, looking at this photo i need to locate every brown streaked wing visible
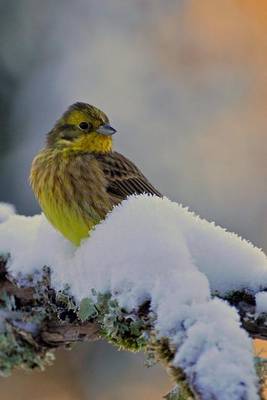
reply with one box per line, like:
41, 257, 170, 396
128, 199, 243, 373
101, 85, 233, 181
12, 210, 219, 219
95, 151, 162, 201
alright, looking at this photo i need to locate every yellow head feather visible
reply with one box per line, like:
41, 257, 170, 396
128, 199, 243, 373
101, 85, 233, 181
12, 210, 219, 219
47, 102, 115, 153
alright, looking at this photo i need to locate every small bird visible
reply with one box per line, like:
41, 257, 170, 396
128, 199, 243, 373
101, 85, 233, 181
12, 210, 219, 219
30, 102, 161, 245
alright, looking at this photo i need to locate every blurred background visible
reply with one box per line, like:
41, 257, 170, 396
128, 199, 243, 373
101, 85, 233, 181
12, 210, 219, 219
0, 0, 266, 398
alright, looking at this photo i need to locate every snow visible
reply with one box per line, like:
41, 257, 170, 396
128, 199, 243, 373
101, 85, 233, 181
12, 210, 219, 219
0, 195, 266, 399
256, 292, 267, 314
0, 203, 16, 223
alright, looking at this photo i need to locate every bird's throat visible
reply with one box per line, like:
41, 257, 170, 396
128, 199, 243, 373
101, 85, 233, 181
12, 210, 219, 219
67, 133, 112, 154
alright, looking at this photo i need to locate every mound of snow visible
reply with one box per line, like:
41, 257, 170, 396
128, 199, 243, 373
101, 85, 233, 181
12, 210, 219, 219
0, 203, 16, 223
1, 195, 265, 399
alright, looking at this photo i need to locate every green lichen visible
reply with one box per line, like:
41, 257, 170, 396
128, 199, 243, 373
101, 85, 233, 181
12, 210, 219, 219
0, 264, 60, 376
78, 297, 97, 321
53, 288, 150, 352
0, 324, 54, 377
0, 286, 54, 376
164, 385, 195, 400
77, 292, 150, 352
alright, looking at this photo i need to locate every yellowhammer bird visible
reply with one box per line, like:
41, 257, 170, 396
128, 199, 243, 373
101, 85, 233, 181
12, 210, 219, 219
30, 102, 161, 245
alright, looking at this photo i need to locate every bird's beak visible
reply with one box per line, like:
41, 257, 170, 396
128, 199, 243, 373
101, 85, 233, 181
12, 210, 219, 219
96, 124, 117, 136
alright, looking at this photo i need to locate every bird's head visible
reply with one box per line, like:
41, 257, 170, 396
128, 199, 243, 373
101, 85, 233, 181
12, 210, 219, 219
47, 102, 116, 153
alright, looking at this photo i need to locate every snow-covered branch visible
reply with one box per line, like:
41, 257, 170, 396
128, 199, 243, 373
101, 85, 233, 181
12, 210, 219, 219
0, 197, 267, 399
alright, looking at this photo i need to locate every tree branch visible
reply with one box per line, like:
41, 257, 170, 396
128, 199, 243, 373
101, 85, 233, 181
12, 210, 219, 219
220, 291, 267, 341
0, 257, 100, 348
0, 255, 264, 399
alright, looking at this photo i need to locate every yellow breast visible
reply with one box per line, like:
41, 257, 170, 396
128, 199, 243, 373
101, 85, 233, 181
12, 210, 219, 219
30, 149, 103, 246
39, 194, 95, 246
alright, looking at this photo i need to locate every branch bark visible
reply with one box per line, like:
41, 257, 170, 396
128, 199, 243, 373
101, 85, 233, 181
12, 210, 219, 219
0, 257, 100, 348
220, 291, 267, 341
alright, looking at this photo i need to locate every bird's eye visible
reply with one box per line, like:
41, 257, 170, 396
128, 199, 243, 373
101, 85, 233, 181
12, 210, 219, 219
79, 121, 90, 130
